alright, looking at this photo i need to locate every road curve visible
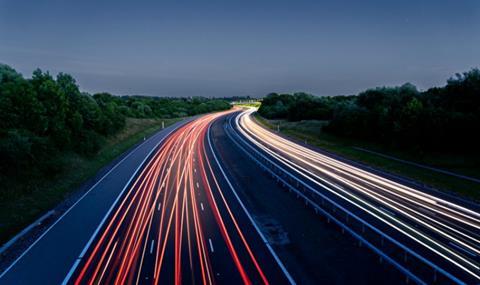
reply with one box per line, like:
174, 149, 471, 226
0, 118, 194, 284
231, 108, 480, 284
0, 111, 292, 285
68, 110, 291, 284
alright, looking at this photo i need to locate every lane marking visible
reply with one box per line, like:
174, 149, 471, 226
150, 240, 155, 254
196, 182, 200, 189
157, 202, 162, 211
0, 120, 186, 281
207, 120, 296, 285
194, 168, 197, 173
228, 111, 473, 284
59, 121, 188, 285
62, 259, 80, 284
208, 238, 214, 253
200, 203, 204, 211
230, 118, 466, 284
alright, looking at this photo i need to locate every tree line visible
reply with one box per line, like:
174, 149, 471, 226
258, 68, 480, 152
0, 64, 231, 194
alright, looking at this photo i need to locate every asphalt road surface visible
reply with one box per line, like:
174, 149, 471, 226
2, 107, 479, 284
230, 108, 480, 284
0, 111, 292, 285
0, 118, 193, 285
209, 112, 406, 284
69, 111, 291, 284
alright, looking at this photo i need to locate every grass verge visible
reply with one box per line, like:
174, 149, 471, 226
254, 113, 480, 201
234, 102, 261, 108
0, 117, 181, 244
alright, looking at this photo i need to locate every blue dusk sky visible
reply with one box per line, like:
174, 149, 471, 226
1, 0, 479, 97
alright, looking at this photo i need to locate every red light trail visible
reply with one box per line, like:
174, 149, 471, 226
73, 111, 271, 284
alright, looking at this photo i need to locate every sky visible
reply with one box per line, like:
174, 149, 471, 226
1, 0, 479, 97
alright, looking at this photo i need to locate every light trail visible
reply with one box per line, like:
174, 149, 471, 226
234, 108, 480, 282
72, 111, 276, 284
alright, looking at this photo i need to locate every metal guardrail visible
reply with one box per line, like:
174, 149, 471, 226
224, 116, 465, 285
0, 210, 55, 256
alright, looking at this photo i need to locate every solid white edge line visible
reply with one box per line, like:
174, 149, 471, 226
60, 122, 182, 284
0, 121, 183, 281
62, 259, 81, 283
207, 119, 296, 285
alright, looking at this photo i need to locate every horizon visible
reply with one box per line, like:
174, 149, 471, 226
3, 63, 476, 99
1, 2, 480, 284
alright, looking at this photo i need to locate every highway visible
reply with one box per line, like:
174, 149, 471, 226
0, 111, 292, 285
0, 119, 194, 284
2, 106, 478, 284
68, 110, 291, 284
230, 108, 480, 284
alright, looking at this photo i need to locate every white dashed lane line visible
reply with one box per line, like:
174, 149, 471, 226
150, 240, 155, 254
208, 238, 214, 253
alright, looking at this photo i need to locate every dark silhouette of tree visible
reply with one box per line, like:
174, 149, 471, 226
0, 63, 232, 195
258, 69, 480, 152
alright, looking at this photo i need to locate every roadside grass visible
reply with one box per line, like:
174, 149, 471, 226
0, 117, 181, 244
254, 113, 480, 201
234, 102, 261, 108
